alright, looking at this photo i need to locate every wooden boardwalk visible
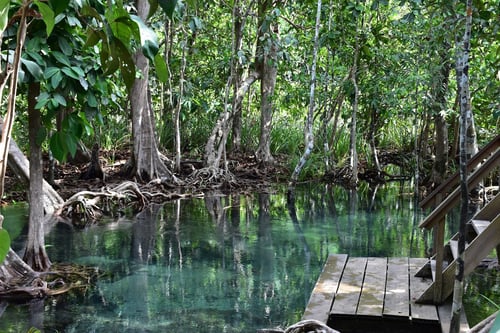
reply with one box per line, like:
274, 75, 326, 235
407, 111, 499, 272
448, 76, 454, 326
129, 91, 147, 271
303, 254, 469, 333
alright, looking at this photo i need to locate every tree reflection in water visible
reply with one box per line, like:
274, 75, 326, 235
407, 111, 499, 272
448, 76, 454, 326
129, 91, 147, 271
0, 183, 428, 332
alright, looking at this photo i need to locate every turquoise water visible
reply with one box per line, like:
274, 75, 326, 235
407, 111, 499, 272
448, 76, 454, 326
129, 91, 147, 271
0, 183, 427, 332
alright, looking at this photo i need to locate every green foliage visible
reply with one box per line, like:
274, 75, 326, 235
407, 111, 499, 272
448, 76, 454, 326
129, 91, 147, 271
33, 0, 55, 36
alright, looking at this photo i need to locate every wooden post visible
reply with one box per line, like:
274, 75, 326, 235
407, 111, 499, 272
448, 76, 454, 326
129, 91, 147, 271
433, 219, 445, 303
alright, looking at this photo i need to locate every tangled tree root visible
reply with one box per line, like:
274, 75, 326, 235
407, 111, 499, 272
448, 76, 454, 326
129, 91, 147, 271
0, 250, 100, 301
185, 166, 238, 189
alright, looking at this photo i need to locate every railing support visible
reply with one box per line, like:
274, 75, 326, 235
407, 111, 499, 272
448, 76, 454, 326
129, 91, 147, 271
433, 219, 445, 303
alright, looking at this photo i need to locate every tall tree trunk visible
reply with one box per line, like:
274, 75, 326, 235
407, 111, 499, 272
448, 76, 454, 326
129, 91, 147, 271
349, 52, 359, 187
431, 46, 452, 186
450, 1, 472, 332
255, 0, 279, 165
127, 0, 174, 181
204, 72, 259, 168
230, 0, 245, 153
23, 82, 51, 271
289, 0, 322, 189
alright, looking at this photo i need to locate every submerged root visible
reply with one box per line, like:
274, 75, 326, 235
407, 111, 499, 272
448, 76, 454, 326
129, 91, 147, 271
0, 262, 101, 301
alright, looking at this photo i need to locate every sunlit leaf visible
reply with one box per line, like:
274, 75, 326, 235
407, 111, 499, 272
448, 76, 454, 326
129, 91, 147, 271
0, 0, 9, 34
34, 0, 55, 36
154, 53, 168, 83
130, 15, 159, 62
0, 229, 9, 265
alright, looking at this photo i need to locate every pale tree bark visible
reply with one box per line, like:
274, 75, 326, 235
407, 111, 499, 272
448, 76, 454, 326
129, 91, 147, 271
23, 82, 50, 271
450, 1, 472, 332
255, 0, 279, 165
127, 0, 174, 182
204, 72, 260, 168
289, 0, 322, 189
348, 49, 359, 186
173, 21, 188, 173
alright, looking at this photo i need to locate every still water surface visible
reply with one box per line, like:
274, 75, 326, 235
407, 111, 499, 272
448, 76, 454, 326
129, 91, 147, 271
1, 183, 427, 332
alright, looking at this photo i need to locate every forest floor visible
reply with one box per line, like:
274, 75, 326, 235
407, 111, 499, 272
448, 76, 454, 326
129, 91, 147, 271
2, 147, 414, 205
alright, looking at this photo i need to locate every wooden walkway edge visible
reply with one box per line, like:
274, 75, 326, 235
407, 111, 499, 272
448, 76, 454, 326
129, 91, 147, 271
303, 255, 468, 333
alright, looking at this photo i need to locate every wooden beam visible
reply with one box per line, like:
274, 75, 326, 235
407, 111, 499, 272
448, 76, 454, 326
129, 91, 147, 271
383, 257, 409, 318
357, 257, 387, 317
302, 254, 348, 323
409, 258, 439, 322
330, 257, 367, 316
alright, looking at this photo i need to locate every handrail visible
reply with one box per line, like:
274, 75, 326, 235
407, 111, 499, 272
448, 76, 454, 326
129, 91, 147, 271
420, 134, 500, 210
419, 148, 500, 229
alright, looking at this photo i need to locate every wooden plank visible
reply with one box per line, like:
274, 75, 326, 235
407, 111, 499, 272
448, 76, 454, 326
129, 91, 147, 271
409, 258, 439, 322
383, 257, 409, 318
330, 257, 367, 316
438, 300, 469, 333
471, 219, 490, 235
302, 254, 348, 322
357, 257, 387, 317
473, 192, 500, 221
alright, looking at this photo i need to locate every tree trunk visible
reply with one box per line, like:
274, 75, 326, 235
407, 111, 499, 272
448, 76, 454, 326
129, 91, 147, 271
349, 58, 359, 186
289, 0, 322, 189
204, 72, 259, 168
127, 0, 174, 182
431, 46, 452, 186
230, 1, 245, 153
6, 139, 64, 213
449, 1, 472, 332
255, 0, 279, 165
23, 82, 51, 271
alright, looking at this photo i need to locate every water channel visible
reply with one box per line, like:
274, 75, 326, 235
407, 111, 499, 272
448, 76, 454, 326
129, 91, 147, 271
0, 182, 492, 332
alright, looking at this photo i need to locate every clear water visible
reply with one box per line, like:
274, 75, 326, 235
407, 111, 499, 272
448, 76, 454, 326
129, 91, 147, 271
0, 183, 427, 333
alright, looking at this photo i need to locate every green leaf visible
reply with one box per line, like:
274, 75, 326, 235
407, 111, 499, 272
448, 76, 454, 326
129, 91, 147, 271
159, 0, 177, 19
35, 127, 47, 146
0, 229, 10, 265
44, 67, 60, 79
35, 92, 50, 109
58, 36, 73, 56
154, 53, 168, 83
34, 0, 55, 36
0, 0, 9, 34
130, 15, 159, 61
53, 93, 67, 106
52, 51, 71, 66
62, 67, 81, 80
112, 39, 136, 89
51, 70, 63, 88
86, 91, 98, 107
49, 132, 66, 162
148, 0, 159, 19
21, 58, 43, 81
65, 132, 78, 158
49, 0, 70, 16
84, 28, 102, 48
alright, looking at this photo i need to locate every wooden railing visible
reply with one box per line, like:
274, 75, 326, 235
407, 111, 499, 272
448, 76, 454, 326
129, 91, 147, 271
420, 133, 500, 211
418, 135, 500, 303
